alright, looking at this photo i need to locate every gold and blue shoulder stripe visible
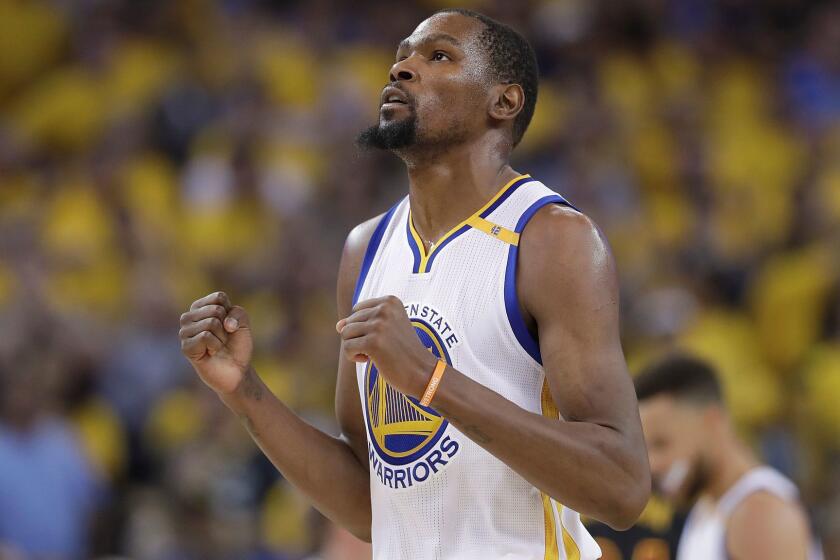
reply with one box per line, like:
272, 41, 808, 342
406, 174, 532, 274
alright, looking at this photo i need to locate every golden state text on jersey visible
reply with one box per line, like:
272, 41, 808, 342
364, 303, 461, 489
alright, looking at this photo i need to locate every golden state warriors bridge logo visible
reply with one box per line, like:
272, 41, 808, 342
364, 304, 461, 489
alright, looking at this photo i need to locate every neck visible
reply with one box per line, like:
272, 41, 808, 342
400, 139, 518, 245
704, 431, 759, 501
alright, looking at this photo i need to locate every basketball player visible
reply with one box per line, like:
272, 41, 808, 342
179, 9, 651, 559
635, 354, 822, 560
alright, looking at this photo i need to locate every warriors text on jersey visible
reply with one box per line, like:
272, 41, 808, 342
353, 175, 602, 560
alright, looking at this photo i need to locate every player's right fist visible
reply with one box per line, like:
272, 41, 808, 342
179, 291, 253, 395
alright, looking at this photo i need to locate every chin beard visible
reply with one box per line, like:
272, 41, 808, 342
683, 458, 709, 503
357, 114, 417, 151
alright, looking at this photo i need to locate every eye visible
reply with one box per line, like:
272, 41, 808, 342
431, 51, 450, 62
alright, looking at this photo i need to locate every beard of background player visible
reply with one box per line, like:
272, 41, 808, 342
663, 452, 713, 510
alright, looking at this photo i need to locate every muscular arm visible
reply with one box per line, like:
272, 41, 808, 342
727, 492, 811, 560
220, 369, 371, 539
183, 217, 382, 541
419, 206, 650, 529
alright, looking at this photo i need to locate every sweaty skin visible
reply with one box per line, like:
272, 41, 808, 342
179, 11, 650, 540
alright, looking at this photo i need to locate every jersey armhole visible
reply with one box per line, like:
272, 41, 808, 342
351, 202, 400, 306
503, 194, 577, 365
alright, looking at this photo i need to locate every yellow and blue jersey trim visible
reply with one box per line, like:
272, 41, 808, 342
352, 201, 400, 306
503, 194, 577, 365
406, 174, 533, 274
357, 179, 578, 368
541, 379, 583, 560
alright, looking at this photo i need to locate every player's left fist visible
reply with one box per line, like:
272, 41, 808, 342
337, 295, 437, 399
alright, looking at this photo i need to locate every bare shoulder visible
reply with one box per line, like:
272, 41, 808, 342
517, 203, 618, 315
519, 203, 613, 270
727, 491, 811, 560
337, 212, 391, 315
344, 213, 389, 264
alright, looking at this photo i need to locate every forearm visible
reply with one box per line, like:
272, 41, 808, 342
432, 366, 648, 529
219, 368, 372, 539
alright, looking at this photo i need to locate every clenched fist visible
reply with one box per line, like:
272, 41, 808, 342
337, 295, 439, 399
179, 291, 253, 395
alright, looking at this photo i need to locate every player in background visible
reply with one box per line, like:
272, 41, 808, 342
635, 354, 822, 560
180, 9, 650, 559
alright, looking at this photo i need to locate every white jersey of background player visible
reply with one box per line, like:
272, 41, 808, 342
636, 354, 821, 560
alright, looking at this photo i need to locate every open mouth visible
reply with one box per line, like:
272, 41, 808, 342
380, 86, 410, 109
381, 100, 408, 111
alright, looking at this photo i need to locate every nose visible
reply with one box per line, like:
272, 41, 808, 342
389, 58, 417, 83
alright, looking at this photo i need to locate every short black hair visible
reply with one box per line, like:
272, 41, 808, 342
634, 353, 724, 406
436, 8, 539, 147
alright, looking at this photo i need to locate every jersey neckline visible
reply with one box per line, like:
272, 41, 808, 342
406, 174, 532, 274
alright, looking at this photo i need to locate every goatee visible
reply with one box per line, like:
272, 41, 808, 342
357, 114, 417, 150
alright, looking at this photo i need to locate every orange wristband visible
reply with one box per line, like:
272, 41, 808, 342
420, 359, 447, 407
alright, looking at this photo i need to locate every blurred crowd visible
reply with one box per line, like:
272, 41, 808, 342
0, 0, 838, 558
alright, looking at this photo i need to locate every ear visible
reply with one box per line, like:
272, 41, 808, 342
488, 83, 524, 124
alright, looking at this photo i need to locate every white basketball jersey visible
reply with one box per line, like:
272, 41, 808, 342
353, 175, 602, 560
677, 466, 823, 560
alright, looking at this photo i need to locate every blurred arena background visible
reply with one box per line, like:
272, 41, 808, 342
0, 0, 838, 558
